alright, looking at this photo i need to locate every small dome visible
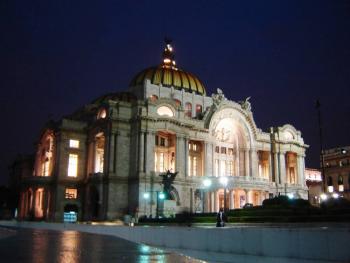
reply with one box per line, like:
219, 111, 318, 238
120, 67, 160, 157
129, 39, 206, 95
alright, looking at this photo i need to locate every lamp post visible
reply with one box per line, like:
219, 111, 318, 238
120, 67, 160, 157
219, 176, 228, 211
143, 191, 165, 218
202, 178, 212, 212
316, 100, 326, 193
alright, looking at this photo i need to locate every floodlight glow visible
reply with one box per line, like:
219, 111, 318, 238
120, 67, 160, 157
203, 178, 212, 188
143, 192, 150, 199
320, 193, 328, 201
287, 193, 294, 199
158, 192, 165, 200
219, 176, 228, 186
332, 193, 339, 199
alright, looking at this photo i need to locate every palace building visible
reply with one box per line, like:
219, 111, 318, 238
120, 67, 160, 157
18, 41, 308, 221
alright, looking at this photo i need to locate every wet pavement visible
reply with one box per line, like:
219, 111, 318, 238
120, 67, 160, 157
0, 227, 204, 263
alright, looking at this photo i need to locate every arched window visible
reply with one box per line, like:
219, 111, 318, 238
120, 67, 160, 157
338, 175, 343, 185
174, 99, 181, 107
149, 95, 158, 102
327, 176, 333, 186
195, 104, 202, 117
97, 108, 107, 119
339, 175, 344, 192
185, 102, 192, 117
327, 176, 334, 193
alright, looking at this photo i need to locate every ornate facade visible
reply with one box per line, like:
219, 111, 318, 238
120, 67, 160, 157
18, 41, 308, 221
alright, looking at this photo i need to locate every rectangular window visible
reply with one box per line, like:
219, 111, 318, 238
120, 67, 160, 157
160, 138, 165, 147
228, 148, 234, 155
193, 143, 197, 151
65, 188, 77, 199
155, 135, 159, 146
69, 139, 79, 148
339, 185, 344, 192
68, 154, 78, 177
221, 147, 226, 154
159, 153, 164, 172
193, 157, 197, 176
215, 146, 220, 153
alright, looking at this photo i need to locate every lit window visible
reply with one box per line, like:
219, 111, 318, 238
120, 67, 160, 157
157, 106, 174, 117
69, 139, 79, 148
193, 157, 197, 176
185, 102, 192, 117
150, 95, 158, 102
94, 133, 105, 173
195, 104, 202, 117
97, 108, 107, 119
159, 153, 164, 172
65, 188, 77, 199
193, 143, 197, 151
221, 147, 227, 154
68, 154, 78, 177
328, 186, 334, 193
339, 185, 344, 192
228, 148, 234, 155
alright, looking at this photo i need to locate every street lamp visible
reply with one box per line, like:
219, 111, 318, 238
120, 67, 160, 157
219, 176, 228, 211
156, 191, 165, 218
201, 178, 212, 212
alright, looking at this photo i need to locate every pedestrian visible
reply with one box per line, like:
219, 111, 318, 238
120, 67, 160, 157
216, 207, 227, 227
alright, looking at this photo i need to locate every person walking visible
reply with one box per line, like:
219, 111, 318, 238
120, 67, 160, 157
216, 207, 227, 227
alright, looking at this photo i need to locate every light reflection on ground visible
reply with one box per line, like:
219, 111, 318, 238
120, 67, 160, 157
0, 228, 203, 263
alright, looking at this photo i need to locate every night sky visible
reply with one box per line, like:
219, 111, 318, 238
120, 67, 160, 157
1, 1, 349, 184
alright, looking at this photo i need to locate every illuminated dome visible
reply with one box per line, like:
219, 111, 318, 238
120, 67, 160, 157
129, 39, 206, 95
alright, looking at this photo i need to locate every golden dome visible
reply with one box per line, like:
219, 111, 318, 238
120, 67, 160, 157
130, 66, 206, 95
129, 39, 206, 95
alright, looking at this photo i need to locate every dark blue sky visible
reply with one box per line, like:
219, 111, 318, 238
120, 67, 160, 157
1, 1, 349, 184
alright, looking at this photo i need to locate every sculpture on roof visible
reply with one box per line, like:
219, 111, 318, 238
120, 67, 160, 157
212, 88, 226, 106
239, 96, 252, 111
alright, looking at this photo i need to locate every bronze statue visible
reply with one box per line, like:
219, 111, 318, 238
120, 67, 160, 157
159, 170, 178, 198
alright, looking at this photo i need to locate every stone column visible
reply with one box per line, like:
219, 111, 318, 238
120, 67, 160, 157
108, 132, 115, 173
176, 135, 185, 176
244, 189, 249, 205
203, 192, 209, 212
229, 190, 234, 209
145, 132, 155, 174
279, 152, 286, 185
210, 192, 215, 212
234, 150, 240, 176
204, 142, 213, 177
214, 190, 218, 212
273, 152, 279, 184
297, 154, 305, 186
138, 131, 145, 173
250, 149, 258, 177
184, 137, 189, 177
268, 152, 273, 182
244, 149, 250, 177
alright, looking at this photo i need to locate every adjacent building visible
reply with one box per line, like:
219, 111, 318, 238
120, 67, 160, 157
18, 41, 308, 222
323, 146, 350, 200
305, 168, 322, 205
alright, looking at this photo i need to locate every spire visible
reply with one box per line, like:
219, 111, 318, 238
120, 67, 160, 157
162, 38, 177, 69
